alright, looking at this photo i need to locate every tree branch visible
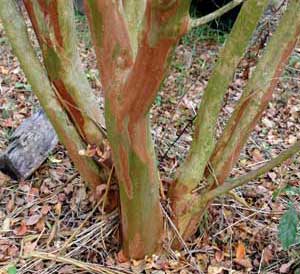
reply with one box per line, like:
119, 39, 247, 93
206, 0, 300, 186
203, 141, 300, 202
189, 0, 244, 30
171, 0, 269, 202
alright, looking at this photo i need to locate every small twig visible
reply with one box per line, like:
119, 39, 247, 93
60, 198, 103, 253
102, 166, 114, 212
66, 172, 79, 184
160, 204, 191, 255
227, 190, 251, 208
28, 251, 128, 274
162, 116, 196, 159
258, 249, 264, 274
203, 141, 300, 202
189, 0, 244, 30
213, 206, 267, 237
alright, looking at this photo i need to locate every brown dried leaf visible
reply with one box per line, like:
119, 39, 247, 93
262, 245, 274, 265
14, 221, 27, 236
41, 205, 51, 215
24, 241, 37, 256
25, 214, 41, 226
236, 241, 246, 260
35, 217, 45, 232
215, 250, 224, 263
252, 149, 264, 162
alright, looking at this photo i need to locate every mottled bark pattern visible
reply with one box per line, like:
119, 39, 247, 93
85, 0, 190, 258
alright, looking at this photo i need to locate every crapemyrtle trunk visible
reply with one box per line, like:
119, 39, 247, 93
2, 0, 300, 261
23, 0, 105, 146
85, 0, 190, 258
171, 0, 300, 242
169, 0, 269, 240
0, 0, 105, 189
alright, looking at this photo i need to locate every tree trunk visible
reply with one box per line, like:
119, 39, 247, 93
85, 0, 190, 258
172, 0, 300, 241
23, 0, 105, 146
170, 0, 269, 239
0, 0, 106, 189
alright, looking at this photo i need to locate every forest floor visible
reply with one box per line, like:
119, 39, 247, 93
0, 7, 300, 274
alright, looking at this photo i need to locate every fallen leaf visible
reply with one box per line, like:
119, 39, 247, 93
262, 245, 274, 264
35, 218, 45, 232
54, 202, 62, 216
234, 258, 252, 269
117, 250, 128, 263
26, 187, 39, 203
23, 241, 37, 256
252, 149, 264, 162
280, 260, 295, 273
236, 241, 246, 260
2, 218, 10, 231
6, 196, 15, 213
0, 171, 9, 186
25, 214, 41, 226
215, 250, 224, 262
208, 265, 225, 274
262, 117, 275, 128
14, 221, 27, 236
288, 135, 297, 144
7, 245, 18, 257
41, 205, 51, 215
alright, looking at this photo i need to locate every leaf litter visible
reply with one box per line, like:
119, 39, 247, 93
0, 3, 300, 274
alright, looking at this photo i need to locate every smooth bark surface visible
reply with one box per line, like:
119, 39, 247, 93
85, 0, 191, 258
24, 0, 105, 146
170, 0, 269, 239
208, 0, 300, 186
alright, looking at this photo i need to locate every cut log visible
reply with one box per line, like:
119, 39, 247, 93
0, 109, 58, 179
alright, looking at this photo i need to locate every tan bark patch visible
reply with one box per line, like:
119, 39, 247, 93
119, 145, 133, 199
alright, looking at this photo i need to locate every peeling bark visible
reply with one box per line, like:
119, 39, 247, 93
24, 0, 105, 146
2, 0, 300, 261
86, 0, 190, 258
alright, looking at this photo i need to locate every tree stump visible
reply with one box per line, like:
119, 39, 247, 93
0, 110, 58, 179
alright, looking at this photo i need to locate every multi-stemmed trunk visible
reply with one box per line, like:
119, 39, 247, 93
1, 0, 300, 260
